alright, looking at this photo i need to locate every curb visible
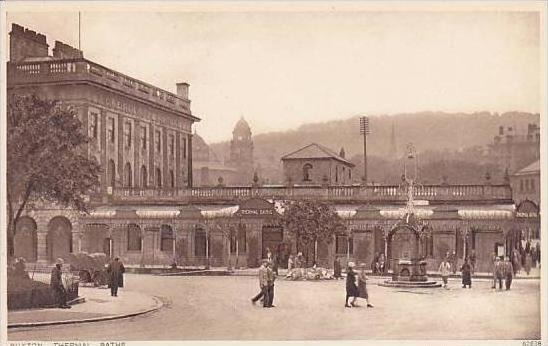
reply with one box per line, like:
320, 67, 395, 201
8, 296, 163, 329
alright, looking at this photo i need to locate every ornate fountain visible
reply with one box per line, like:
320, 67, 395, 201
379, 144, 441, 288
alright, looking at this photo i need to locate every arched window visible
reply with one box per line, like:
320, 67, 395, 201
170, 170, 175, 188
127, 224, 141, 251
303, 163, 313, 181
124, 162, 132, 188
141, 165, 148, 188
108, 160, 116, 187
160, 225, 174, 252
156, 167, 162, 187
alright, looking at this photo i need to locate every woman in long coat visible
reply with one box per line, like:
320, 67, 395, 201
357, 264, 373, 307
460, 258, 472, 288
345, 262, 359, 307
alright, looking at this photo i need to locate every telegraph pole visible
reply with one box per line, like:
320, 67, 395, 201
360, 116, 370, 185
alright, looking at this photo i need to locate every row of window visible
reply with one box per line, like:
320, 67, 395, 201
301, 164, 352, 182
519, 178, 536, 193
127, 225, 174, 252
89, 112, 188, 158
126, 226, 248, 255
108, 160, 178, 188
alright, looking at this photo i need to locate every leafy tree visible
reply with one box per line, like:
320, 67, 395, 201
7, 94, 101, 259
280, 200, 346, 265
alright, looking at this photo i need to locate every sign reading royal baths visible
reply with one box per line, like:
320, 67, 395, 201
236, 198, 277, 218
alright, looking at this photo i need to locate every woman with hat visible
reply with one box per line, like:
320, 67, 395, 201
345, 262, 359, 308
50, 258, 71, 309
357, 263, 374, 308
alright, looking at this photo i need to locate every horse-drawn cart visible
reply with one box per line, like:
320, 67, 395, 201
67, 252, 110, 287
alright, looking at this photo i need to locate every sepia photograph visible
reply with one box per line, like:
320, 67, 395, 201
1, 1, 546, 345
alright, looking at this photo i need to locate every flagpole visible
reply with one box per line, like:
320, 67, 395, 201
78, 12, 81, 50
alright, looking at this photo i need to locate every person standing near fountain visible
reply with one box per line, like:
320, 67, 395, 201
345, 262, 359, 308
460, 258, 472, 288
438, 258, 452, 289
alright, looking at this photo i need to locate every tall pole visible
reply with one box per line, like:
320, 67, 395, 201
78, 12, 81, 50
363, 131, 367, 185
360, 116, 370, 185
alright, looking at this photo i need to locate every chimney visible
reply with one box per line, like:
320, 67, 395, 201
9, 23, 49, 62
176, 82, 189, 99
499, 126, 504, 136
339, 147, 346, 159
53, 41, 83, 59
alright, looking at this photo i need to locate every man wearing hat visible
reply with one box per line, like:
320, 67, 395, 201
251, 259, 270, 307
107, 257, 126, 297
50, 258, 70, 309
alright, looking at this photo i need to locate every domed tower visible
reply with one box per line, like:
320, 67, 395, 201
227, 117, 254, 182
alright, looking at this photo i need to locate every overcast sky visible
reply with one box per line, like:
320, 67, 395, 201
6, 8, 541, 143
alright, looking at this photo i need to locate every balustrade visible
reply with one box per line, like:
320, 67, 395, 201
9, 59, 191, 115
108, 183, 512, 204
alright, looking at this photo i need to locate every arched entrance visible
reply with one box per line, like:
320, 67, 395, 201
47, 216, 73, 262
14, 216, 38, 261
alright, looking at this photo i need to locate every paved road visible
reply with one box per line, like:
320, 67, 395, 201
8, 274, 540, 340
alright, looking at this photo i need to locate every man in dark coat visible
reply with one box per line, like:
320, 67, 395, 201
266, 262, 276, 307
50, 258, 70, 309
107, 257, 125, 297
504, 256, 514, 290
345, 262, 359, 307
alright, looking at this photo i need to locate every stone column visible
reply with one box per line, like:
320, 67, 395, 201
36, 232, 48, 263
72, 232, 82, 253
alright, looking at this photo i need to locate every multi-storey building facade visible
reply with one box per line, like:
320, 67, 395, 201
8, 24, 540, 274
8, 23, 198, 263
489, 124, 540, 175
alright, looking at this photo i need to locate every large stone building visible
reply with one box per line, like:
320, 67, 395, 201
509, 160, 540, 241
8, 23, 198, 263
8, 24, 540, 274
489, 123, 540, 174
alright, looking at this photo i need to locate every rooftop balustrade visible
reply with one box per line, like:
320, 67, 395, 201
8, 58, 193, 118
106, 184, 513, 205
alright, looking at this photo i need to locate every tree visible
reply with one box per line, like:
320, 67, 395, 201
280, 200, 345, 265
7, 94, 101, 258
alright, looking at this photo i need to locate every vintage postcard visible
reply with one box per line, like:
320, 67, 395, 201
1, 1, 546, 346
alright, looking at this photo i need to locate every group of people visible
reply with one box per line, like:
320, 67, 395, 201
345, 262, 373, 308
370, 253, 386, 275
251, 259, 276, 308
49, 256, 125, 309
493, 256, 515, 290
509, 241, 540, 276
438, 255, 473, 289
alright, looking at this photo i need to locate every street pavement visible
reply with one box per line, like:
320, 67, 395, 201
8, 273, 540, 341
8, 286, 162, 328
